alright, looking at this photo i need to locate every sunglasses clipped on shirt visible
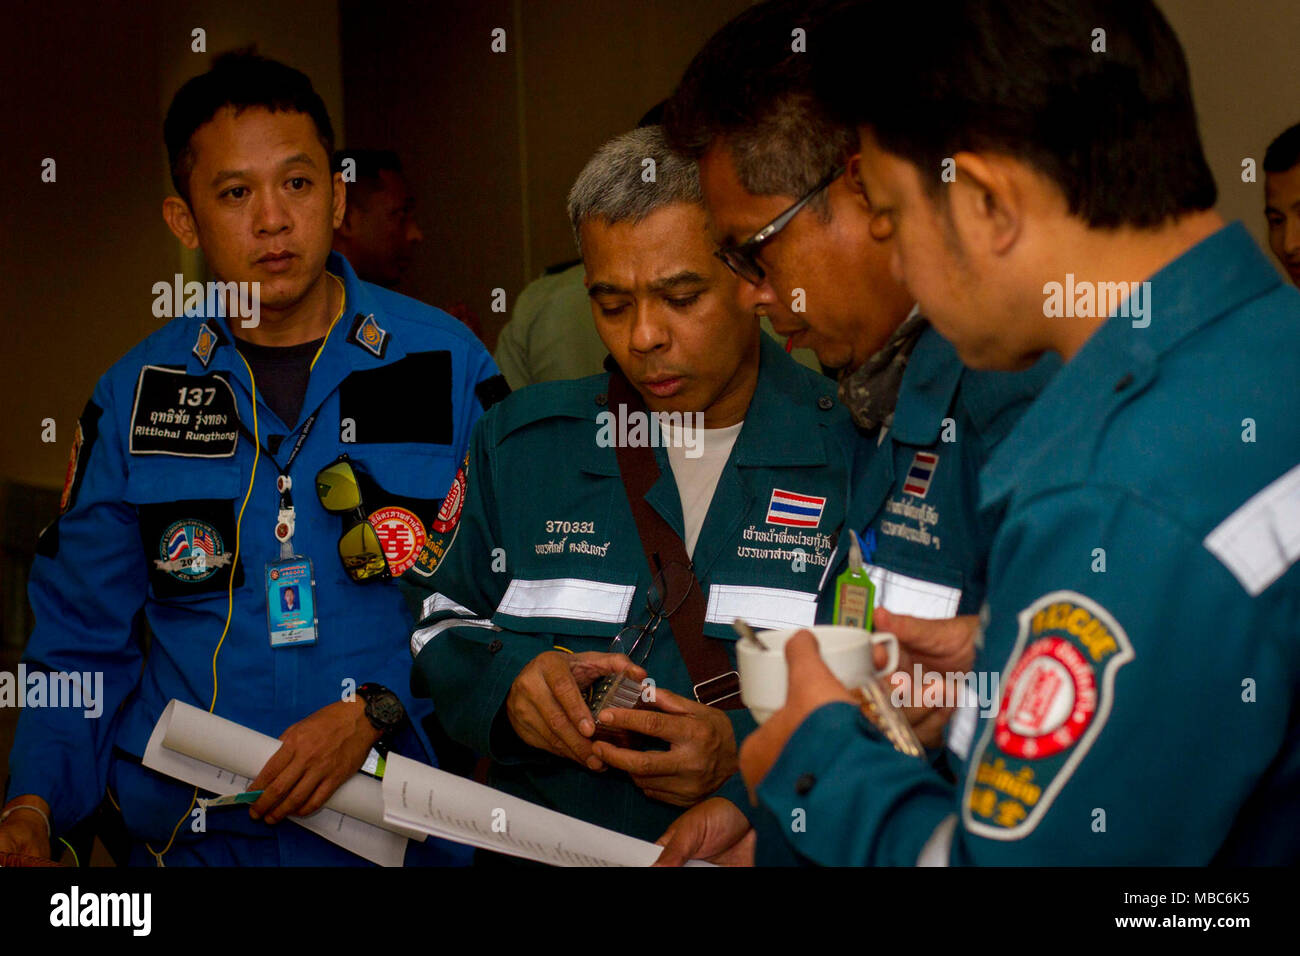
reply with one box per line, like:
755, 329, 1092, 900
315, 454, 390, 583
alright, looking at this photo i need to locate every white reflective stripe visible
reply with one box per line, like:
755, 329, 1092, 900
917, 814, 957, 866
947, 680, 979, 761
496, 578, 636, 624
866, 564, 961, 619
410, 617, 494, 658
1204, 461, 1300, 597
704, 584, 817, 631
421, 592, 475, 620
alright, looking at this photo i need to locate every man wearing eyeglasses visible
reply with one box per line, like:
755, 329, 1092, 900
651, 0, 1056, 863
0, 54, 503, 866
401, 125, 857, 848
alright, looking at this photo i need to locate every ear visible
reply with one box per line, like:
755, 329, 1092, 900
162, 196, 201, 250
842, 154, 894, 241
948, 152, 1020, 255
332, 172, 348, 231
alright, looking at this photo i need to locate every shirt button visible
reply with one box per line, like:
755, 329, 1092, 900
488, 639, 504, 654
1114, 373, 1134, 392
594, 393, 608, 407
795, 772, 816, 795
817, 395, 834, 411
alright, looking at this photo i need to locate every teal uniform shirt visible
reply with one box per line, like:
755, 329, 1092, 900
816, 323, 1059, 623
757, 222, 1300, 865
402, 335, 856, 840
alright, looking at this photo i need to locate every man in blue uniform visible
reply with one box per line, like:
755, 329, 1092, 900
0, 54, 502, 865
652, 0, 1054, 862
401, 126, 857, 844
723, 0, 1300, 865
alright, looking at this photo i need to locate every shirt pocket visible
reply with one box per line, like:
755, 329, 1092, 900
862, 553, 965, 620
125, 458, 245, 601
343, 446, 460, 578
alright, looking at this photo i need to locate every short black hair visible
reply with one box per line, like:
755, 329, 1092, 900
332, 149, 403, 211
1264, 123, 1300, 174
816, 0, 1217, 228
663, 0, 854, 212
164, 51, 335, 204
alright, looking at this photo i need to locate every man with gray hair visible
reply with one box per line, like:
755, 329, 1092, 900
399, 126, 858, 851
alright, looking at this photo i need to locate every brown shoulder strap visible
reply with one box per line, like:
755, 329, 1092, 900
605, 371, 740, 709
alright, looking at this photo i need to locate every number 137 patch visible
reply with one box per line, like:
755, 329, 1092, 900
962, 591, 1134, 840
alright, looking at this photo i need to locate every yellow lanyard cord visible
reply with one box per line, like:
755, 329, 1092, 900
146, 272, 344, 867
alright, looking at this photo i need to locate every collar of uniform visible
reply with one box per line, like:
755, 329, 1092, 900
731, 333, 835, 468
183, 254, 405, 416
980, 220, 1280, 511
884, 322, 963, 446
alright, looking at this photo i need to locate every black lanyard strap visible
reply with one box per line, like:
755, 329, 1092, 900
236, 410, 318, 508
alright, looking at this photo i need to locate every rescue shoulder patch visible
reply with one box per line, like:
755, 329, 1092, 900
129, 365, 239, 458
404, 452, 469, 580
337, 351, 452, 445
60, 398, 102, 513
962, 590, 1134, 841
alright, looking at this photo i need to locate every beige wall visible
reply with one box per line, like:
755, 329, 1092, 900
0, 0, 343, 491
340, 0, 752, 347
2, 0, 1297, 493
1158, 0, 1299, 275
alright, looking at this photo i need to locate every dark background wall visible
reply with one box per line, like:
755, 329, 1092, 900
339, 0, 753, 347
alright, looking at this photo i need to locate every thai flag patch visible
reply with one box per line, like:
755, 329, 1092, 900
766, 488, 827, 528
903, 451, 939, 498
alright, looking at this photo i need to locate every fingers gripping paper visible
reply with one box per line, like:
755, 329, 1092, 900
143, 700, 423, 866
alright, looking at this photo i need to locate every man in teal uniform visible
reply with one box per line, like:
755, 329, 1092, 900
401, 127, 856, 843
651, 0, 1055, 863
711, 0, 1300, 865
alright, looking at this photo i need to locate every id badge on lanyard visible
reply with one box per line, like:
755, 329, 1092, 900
244, 410, 322, 648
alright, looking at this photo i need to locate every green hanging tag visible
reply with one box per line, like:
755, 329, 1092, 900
833, 529, 876, 631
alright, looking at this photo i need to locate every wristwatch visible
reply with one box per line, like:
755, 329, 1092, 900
356, 682, 406, 748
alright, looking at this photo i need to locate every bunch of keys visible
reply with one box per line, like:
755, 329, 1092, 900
585, 672, 657, 750
857, 679, 926, 758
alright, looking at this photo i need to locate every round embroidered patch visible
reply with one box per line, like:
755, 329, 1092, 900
431, 463, 467, 534
994, 636, 1096, 760
368, 506, 427, 576
158, 519, 225, 583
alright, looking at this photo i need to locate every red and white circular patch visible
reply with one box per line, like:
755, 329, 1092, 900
431, 465, 466, 534
368, 506, 427, 576
994, 636, 1097, 760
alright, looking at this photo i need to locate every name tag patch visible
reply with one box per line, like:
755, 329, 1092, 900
129, 365, 239, 458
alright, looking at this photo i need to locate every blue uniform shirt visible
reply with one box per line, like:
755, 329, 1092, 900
9, 253, 502, 865
757, 222, 1300, 865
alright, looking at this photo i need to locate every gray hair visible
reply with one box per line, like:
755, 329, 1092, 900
566, 126, 703, 253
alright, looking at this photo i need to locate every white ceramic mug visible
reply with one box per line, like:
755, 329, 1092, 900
736, 625, 900, 724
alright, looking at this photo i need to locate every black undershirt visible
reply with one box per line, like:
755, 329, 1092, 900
234, 336, 324, 429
